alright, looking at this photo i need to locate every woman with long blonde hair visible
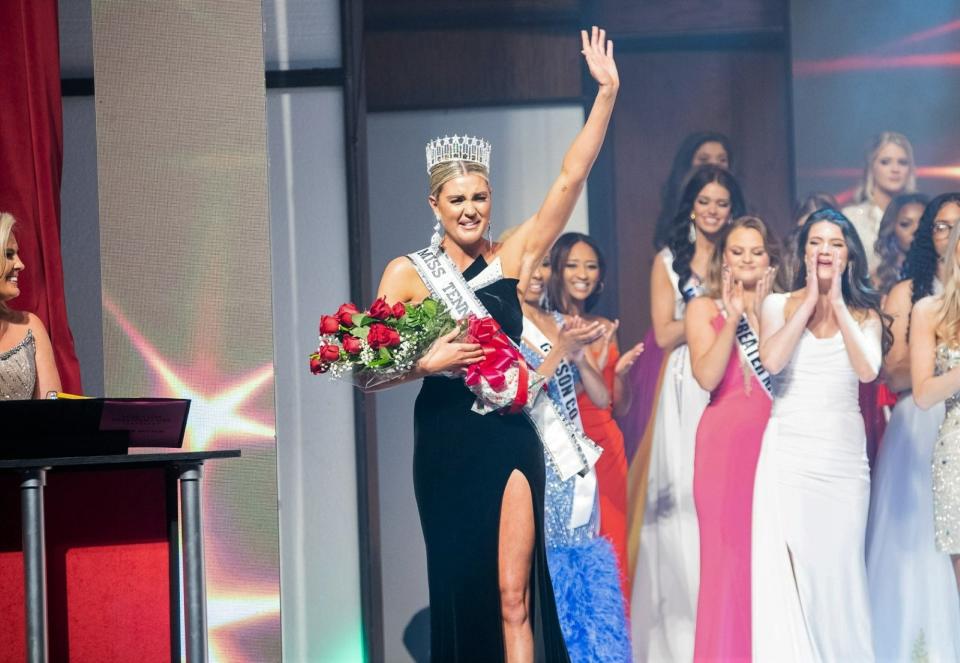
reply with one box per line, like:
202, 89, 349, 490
911, 216, 960, 601
842, 132, 918, 274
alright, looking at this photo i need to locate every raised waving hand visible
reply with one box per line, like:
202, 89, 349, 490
581, 26, 619, 90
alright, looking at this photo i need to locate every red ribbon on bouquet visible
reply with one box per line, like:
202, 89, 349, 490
463, 315, 530, 414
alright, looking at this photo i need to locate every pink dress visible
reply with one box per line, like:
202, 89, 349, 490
692, 312, 771, 662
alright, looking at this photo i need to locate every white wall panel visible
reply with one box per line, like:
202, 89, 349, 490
262, 0, 341, 70
268, 87, 364, 662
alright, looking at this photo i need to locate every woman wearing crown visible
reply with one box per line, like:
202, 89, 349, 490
375, 27, 618, 663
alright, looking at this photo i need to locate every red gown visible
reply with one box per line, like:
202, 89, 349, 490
578, 343, 630, 605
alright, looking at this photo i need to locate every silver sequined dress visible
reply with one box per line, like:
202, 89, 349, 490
933, 343, 960, 553
0, 330, 36, 400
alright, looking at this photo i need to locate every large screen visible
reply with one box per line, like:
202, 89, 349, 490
92, 3, 280, 660
792, 2, 960, 203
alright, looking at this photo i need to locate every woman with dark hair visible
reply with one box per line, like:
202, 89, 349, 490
687, 216, 779, 662
653, 132, 734, 250
867, 193, 960, 661
753, 208, 889, 661
547, 232, 644, 607
842, 131, 918, 273
912, 218, 960, 603
633, 165, 746, 663
872, 192, 929, 295
781, 193, 839, 288
518, 254, 632, 662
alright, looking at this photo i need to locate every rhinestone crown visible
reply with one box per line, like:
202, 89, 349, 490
425, 134, 492, 173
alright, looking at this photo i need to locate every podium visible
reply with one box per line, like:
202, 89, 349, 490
0, 399, 238, 663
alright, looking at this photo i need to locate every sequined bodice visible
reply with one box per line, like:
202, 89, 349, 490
936, 344, 960, 421
0, 330, 37, 400
519, 315, 597, 546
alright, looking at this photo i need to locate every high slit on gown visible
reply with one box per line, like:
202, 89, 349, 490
751, 293, 876, 661
412, 255, 570, 662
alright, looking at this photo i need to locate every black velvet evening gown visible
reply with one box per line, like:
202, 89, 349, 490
413, 255, 571, 663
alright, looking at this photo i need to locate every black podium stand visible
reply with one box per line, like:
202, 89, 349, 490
0, 450, 240, 663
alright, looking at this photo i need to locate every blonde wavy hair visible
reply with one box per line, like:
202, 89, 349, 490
935, 219, 960, 346
854, 131, 917, 204
0, 212, 16, 276
0, 212, 17, 312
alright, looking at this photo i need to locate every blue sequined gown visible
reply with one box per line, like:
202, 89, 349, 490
520, 313, 632, 663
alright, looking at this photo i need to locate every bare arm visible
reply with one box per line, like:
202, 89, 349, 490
29, 314, 62, 398
611, 339, 644, 418
365, 258, 483, 390
760, 254, 820, 374
651, 257, 685, 350
827, 256, 882, 383
499, 28, 618, 286
759, 293, 808, 375
881, 279, 913, 392
686, 297, 735, 393
836, 307, 882, 382
573, 352, 611, 410
535, 316, 605, 390
911, 297, 960, 409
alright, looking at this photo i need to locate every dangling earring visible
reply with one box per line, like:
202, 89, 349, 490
430, 216, 444, 250
688, 220, 697, 244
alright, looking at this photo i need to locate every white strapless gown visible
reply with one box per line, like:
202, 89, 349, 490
866, 393, 960, 661
632, 249, 709, 663
752, 294, 876, 662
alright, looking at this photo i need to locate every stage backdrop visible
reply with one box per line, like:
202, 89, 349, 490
91, 2, 280, 661
792, 1, 960, 201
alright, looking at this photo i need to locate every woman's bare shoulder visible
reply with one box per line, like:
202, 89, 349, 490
912, 294, 940, 318
685, 295, 719, 319
378, 256, 429, 302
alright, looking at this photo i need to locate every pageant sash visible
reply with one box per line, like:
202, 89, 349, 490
521, 317, 598, 530
521, 317, 582, 430
734, 313, 773, 399
408, 245, 602, 482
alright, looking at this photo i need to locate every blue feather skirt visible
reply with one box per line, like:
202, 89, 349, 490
547, 536, 632, 663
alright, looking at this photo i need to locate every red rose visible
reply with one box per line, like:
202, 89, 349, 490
336, 303, 359, 326
343, 335, 362, 354
309, 357, 328, 374
368, 297, 392, 320
385, 328, 401, 347
392, 302, 407, 319
319, 315, 340, 335
367, 323, 390, 350
319, 344, 341, 362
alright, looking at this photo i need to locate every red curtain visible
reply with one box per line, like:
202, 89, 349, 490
0, 0, 82, 393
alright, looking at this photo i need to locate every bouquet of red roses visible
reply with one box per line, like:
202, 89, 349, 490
309, 296, 458, 389
310, 299, 543, 412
